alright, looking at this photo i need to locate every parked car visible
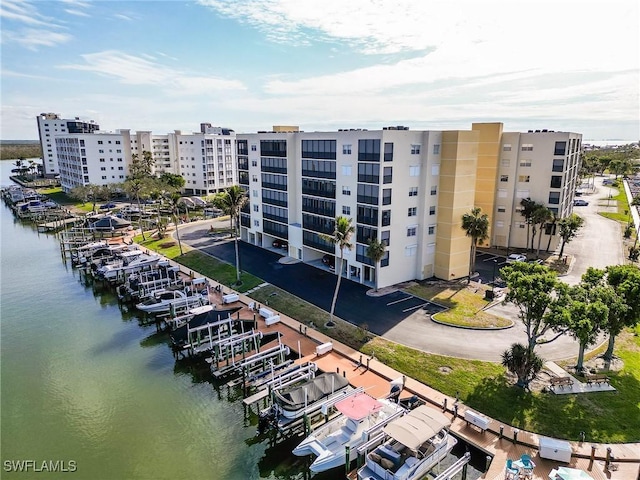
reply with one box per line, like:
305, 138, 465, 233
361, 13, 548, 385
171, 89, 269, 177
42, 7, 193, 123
272, 239, 288, 249
99, 202, 117, 210
602, 179, 615, 186
573, 199, 589, 206
322, 254, 335, 269
506, 253, 527, 263
527, 258, 544, 265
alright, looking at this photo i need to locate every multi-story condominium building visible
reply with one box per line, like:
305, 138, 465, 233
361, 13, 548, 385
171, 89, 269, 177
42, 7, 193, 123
236, 123, 581, 288
44, 116, 237, 195
37, 113, 100, 175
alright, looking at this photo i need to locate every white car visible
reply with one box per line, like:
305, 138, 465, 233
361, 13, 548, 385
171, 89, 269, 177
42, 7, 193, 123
506, 253, 527, 263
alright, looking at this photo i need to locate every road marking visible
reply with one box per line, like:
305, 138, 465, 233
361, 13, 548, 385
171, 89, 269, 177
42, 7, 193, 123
403, 303, 430, 313
483, 256, 499, 262
387, 296, 414, 306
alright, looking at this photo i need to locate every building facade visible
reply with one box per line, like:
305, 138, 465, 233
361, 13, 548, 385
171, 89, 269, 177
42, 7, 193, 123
236, 123, 582, 288
37, 113, 100, 175
44, 116, 237, 195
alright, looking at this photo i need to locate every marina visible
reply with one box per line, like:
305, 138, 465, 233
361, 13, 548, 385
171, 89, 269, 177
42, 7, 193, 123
2, 162, 637, 480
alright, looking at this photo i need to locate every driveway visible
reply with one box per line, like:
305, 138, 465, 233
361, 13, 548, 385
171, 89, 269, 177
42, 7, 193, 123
560, 178, 625, 285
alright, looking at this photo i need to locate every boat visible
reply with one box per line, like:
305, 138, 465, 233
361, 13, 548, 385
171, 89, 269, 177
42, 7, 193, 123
356, 405, 457, 480
96, 251, 162, 281
259, 372, 352, 431
135, 286, 206, 314
293, 392, 406, 473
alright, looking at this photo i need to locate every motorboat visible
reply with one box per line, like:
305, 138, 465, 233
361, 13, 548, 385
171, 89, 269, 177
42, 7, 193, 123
135, 287, 205, 314
293, 393, 406, 473
357, 405, 457, 480
259, 372, 352, 431
96, 251, 162, 281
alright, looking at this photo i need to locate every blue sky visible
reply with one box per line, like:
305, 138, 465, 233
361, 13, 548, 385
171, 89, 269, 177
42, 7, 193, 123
1, 0, 638, 141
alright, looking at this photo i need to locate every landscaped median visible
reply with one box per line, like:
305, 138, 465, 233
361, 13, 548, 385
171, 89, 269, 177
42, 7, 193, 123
405, 283, 513, 329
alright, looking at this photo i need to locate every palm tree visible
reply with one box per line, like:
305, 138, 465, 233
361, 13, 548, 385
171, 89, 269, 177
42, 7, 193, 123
545, 212, 558, 252
533, 206, 552, 256
325, 216, 354, 327
123, 178, 148, 240
461, 207, 489, 283
167, 193, 184, 255
213, 186, 248, 284
501, 343, 544, 389
366, 237, 386, 292
520, 198, 537, 250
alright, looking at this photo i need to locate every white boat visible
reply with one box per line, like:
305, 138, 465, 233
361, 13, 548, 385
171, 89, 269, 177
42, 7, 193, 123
357, 405, 457, 480
259, 372, 352, 431
293, 393, 406, 473
96, 252, 161, 281
135, 287, 206, 314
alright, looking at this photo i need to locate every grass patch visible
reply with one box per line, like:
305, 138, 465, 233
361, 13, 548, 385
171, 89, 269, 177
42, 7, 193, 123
248, 284, 372, 350
362, 329, 640, 442
404, 283, 511, 328
177, 250, 263, 293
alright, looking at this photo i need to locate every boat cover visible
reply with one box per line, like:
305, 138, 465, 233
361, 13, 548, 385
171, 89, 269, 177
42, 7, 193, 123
275, 373, 349, 411
383, 405, 450, 450
90, 215, 131, 231
335, 393, 383, 421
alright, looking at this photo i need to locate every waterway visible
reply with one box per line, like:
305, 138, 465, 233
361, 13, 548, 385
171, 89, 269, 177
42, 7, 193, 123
0, 160, 482, 479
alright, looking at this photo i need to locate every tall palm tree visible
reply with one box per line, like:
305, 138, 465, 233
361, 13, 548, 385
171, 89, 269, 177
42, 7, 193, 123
366, 237, 386, 292
123, 178, 147, 240
461, 207, 489, 283
213, 186, 248, 284
533, 206, 552, 256
520, 198, 537, 251
325, 216, 354, 327
167, 193, 184, 255
545, 212, 558, 252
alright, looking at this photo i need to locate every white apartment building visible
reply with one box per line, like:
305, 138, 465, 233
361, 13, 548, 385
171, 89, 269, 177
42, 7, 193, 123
45, 116, 237, 195
236, 123, 582, 288
37, 113, 99, 175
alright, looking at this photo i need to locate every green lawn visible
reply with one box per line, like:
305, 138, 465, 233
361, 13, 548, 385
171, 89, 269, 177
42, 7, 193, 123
404, 283, 512, 328
362, 327, 640, 443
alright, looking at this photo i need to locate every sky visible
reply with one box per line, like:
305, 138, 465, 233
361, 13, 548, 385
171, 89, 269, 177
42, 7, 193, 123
1, 0, 638, 141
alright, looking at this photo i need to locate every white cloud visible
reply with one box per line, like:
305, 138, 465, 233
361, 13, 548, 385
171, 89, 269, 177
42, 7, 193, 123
0, 0, 54, 27
59, 50, 247, 93
113, 14, 133, 21
3, 28, 73, 50
64, 9, 90, 18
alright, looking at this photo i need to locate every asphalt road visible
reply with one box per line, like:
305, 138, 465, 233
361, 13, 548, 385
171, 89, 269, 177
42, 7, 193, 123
176, 178, 622, 362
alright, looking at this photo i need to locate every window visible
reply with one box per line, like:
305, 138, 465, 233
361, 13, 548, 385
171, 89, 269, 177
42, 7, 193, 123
409, 187, 418, 197
251, 144, 257, 151
411, 144, 421, 154
519, 160, 531, 167
381, 230, 390, 246
384, 142, 393, 161
408, 207, 417, 217
431, 164, 440, 176
254, 220, 260, 227
433, 144, 440, 155
252, 175, 258, 182
98, 140, 103, 144
496, 220, 504, 228
549, 192, 560, 204
409, 165, 420, 177
428, 225, 435, 235
301, 139, 337, 159
503, 144, 512, 151
552, 159, 564, 172
500, 175, 509, 182
501, 159, 510, 167
430, 186, 437, 195
343, 144, 352, 155
253, 204, 259, 212
252, 190, 258, 197
497, 206, 506, 213
554, 141, 567, 156
383, 167, 393, 184
115, 140, 121, 144
429, 206, 436, 215
342, 186, 351, 195
382, 188, 392, 205
518, 175, 530, 183
342, 206, 350, 215
252, 160, 258, 167
550, 176, 562, 188
358, 139, 381, 161
405, 245, 417, 257
342, 165, 352, 176
407, 226, 417, 237
382, 210, 391, 226
521, 144, 533, 151
516, 189, 530, 198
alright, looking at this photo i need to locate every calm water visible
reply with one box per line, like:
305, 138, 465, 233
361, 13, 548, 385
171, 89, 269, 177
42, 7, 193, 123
0, 161, 481, 480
